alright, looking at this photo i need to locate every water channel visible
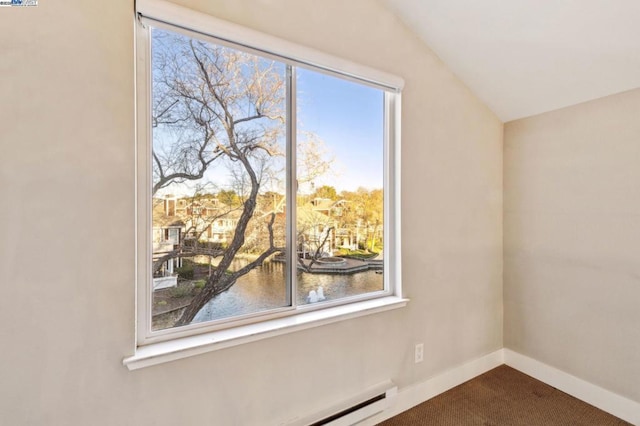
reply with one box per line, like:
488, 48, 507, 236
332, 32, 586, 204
192, 259, 383, 324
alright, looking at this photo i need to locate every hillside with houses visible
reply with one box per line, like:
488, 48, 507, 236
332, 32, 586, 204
152, 187, 383, 290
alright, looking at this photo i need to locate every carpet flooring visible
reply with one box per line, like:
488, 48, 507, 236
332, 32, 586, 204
378, 365, 631, 425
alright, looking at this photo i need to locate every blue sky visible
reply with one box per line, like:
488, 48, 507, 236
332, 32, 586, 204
296, 68, 384, 193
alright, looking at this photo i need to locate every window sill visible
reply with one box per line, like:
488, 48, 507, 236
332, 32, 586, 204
123, 296, 408, 370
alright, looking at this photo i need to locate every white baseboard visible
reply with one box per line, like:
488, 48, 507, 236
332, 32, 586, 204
359, 349, 504, 425
359, 349, 639, 426
504, 349, 640, 426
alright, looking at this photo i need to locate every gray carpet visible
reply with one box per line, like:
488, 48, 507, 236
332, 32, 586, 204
378, 365, 631, 425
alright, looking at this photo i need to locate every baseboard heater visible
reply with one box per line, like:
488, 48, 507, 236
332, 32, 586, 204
288, 381, 397, 426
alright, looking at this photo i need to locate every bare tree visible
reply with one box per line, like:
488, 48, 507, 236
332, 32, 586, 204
151, 29, 337, 327
297, 131, 334, 187
295, 204, 335, 270
152, 29, 287, 326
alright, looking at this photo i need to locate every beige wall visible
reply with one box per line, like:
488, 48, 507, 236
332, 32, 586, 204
504, 88, 640, 402
0, 0, 503, 424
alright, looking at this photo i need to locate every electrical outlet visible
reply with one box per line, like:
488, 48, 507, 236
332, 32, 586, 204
414, 343, 424, 363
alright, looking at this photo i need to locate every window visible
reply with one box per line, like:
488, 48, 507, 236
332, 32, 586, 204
133, 2, 403, 355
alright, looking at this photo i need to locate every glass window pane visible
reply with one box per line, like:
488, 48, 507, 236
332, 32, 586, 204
150, 27, 289, 330
296, 68, 385, 306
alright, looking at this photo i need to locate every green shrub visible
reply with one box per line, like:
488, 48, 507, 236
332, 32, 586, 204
169, 285, 192, 298
336, 248, 380, 260
193, 279, 206, 289
175, 263, 194, 280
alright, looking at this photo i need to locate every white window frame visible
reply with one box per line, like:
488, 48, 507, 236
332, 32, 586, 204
125, 0, 406, 370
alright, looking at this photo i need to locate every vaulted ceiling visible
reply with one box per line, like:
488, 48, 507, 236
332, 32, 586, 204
382, 0, 640, 121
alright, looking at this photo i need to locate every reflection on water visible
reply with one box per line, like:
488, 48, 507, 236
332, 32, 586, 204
193, 259, 383, 323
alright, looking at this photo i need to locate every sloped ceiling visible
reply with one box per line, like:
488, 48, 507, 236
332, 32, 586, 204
382, 0, 640, 121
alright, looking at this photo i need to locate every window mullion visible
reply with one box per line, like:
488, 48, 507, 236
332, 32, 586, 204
286, 64, 298, 309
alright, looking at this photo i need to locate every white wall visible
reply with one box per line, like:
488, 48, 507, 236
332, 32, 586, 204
0, 1, 503, 424
504, 88, 640, 403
